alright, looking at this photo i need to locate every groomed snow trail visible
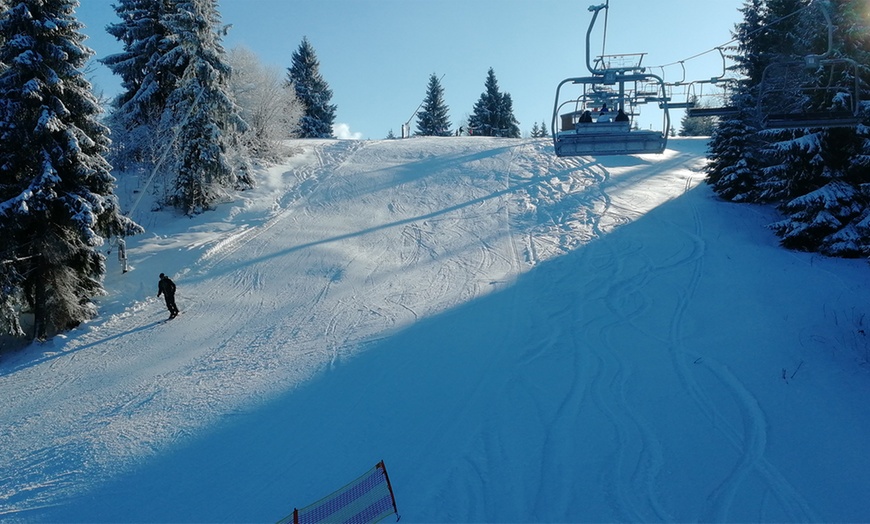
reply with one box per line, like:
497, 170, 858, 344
2, 137, 870, 522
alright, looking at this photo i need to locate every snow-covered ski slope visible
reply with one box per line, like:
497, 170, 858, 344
2, 137, 870, 522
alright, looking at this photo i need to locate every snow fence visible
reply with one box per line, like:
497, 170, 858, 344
277, 460, 398, 524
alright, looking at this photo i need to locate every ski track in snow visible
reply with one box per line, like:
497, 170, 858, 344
0, 137, 867, 522
0, 138, 538, 517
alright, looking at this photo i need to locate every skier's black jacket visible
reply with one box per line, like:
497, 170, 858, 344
158, 276, 176, 297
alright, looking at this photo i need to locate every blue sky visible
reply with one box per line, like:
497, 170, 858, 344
75, 0, 746, 139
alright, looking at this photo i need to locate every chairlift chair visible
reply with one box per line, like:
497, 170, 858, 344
551, 2, 669, 157
553, 73, 669, 156
660, 83, 697, 110
674, 48, 742, 118
658, 62, 697, 110
758, 56, 862, 129
687, 106, 741, 118
686, 78, 741, 118
757, 2, 864, 129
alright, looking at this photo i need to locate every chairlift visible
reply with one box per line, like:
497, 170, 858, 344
553, 76, 668, 156
758, 56, 861, 128
685, 78, 742, 118
659, 62, 697, 110
676, 47, 743, 118
757, 3, 864, 129
552, 3, 669, 157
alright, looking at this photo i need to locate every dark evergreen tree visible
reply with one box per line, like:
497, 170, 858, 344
762, 0, 870, 256
707, 0, 870, 256
497, 93, 521, 138
160, 0, 250, 214
679, 97, 716, 136
103, 0, 179, 166
705, 0, 767, 201
287, 37, 336, 138
103, 0, 174, 122
468, 68, 520, 138
0, 0, 141, 339
415, 73, 451, 136
749, 0, 837, 203
705, 93, 764, 201
530, 120, 550, 138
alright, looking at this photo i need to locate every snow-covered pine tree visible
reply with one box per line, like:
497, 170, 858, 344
415, 73, 451, 136
530, 122, 540, 138
704, 95, 765, 201
0, 0, 142, 339
708, 0, 870, 256
751, 0, 837, 204
160, 0, 250, 215
679, 97, 716, 136
103, 0, 180, 167
706, 0, 775, 201
287, 37, 336, 139
497, 92, 521, 138
469, 68, 517, 137
540, 120, 549, 138
762, 0, 870, 256
468, 69, 496, 136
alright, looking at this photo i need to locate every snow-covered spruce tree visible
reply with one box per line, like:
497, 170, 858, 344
751, 0, 843, 205
679, 96, 716, 136
103, 0, 180, 168
706, 0, 769, 201
708, 0, 870, 256
763, 0, 870, 256
159, 0, 250, 215
468, 68, 520, 138
707, 0, 819, 202
705, 90, 766, 201
498, 92, 521, 138
227, 46, 302, 161
287, 37, 336, 138
0, 0, 142, 339
415, 73, 451, 136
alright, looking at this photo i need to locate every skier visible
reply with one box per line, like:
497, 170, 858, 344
597, 102, 612, 123
157, 273, 180, 319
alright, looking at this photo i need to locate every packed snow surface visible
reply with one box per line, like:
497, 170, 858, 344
2, 137, 870, 522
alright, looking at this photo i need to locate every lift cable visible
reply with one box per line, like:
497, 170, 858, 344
649, 0, 817, 76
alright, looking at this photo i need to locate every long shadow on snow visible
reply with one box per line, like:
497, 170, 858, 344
302, 142, 520, 209
181, 140, 667, 287
1, 320, 166, 376
181, 179, 542, 287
